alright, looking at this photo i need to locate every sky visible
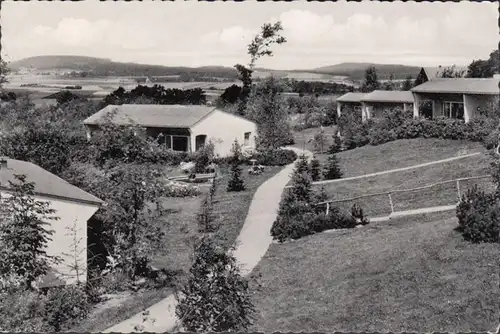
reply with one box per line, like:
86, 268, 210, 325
2, 1, 498, 70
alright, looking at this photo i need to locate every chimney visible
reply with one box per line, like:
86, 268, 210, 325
0, 157, 7, 169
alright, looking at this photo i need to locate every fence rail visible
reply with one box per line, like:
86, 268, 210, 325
316, 175, 493, 217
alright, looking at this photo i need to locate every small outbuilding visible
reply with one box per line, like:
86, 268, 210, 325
411, 78, 499, 123
83, 104, 258, 157
0, 157, 104, 287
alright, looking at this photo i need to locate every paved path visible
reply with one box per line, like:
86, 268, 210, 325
284, 151, 482, 188
102, 147, 312, 333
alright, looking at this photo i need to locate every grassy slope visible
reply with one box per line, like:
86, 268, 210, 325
317, 152, 493, 217
251, 212, 500, 332
71, 165, 284, 332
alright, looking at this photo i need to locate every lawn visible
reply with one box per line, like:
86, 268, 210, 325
250, 212, 500, 332
71, 163, 285, 332
315, 152, 494, 217
292, 126, 338, 153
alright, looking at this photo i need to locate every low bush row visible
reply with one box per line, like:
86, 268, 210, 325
338, 106, 498, 150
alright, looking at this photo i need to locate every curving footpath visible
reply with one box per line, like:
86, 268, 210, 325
102, 147, 312, 333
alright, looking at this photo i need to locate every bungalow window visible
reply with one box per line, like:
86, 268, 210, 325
244, 132, 251, 146
443, 101, 464, 120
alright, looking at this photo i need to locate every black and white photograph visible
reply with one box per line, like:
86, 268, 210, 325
0, 0, 499, 333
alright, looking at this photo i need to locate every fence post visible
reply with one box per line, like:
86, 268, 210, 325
326, 202, 330, 216
388, 193, 394, 214
456, 179, 461, 200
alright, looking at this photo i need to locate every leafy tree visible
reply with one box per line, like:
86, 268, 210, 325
235, 21, 287, 114
56, 90, 80, 105
0, 175, 61, 289
217, 84, 242, 107
309, 157, 321, 182
246, 76, 293, 151
382, 73, 396, 91
438, 65, 465, 78
466, 49, 499, 78
402, 75, 413, 91
323, 153, 343, 180
313, 129, 327, 153
0, 58, 9, 90
360, 66, 381, 93
175, 234, 255, 332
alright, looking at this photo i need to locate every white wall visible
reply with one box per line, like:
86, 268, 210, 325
190, 110, 258, 157
1, 191, 99, 286
463, 94, 494, 123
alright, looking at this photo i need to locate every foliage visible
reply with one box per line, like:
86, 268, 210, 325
466, 49, 499, 78
175, 234, 255, 332
328, 134, 343, 154
163, 181, 201, 198
44, 284, 92, 331
0, 174, 61, 289
323, 153, 343, 180
193, 140, 216, 173
456, 186, 499, 243
402, 75, 414, 91
437, 65, 465, 78
197, 194, 217, 234
271, 201, 370, 242
55, 90, 80, 105
0, 58, 9, 89
63, 162, 167, 279
99, 85, 206, 108
246, 76, 294, 150
0, 286, 49, 332
227, 162, 246, 192
313, 129, 327, 153
251, 149, 297, 166
382, 73, 397, 91
234, 21, 287, 115
309, 158, 321, 182
0, 124, 76, 177
360, 66, 381, 93
337, 109, 371, 149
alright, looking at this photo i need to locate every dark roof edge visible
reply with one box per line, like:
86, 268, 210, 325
0, 186, 104, 207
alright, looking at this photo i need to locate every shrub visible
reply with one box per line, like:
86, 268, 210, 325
0, 287, 49, 332
44, 284, 92, 332
163, 180, 201, 197
270, 200, 315, 242
227, 162, 246, 192
456, 186, 499, 243
309, 158, 321, 181
323, 153, 343, 180
252, 149, 297, 166
328, 134, 342, 154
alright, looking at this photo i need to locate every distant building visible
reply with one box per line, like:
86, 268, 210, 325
0, 157, 104, 288
83, 104, 258, 157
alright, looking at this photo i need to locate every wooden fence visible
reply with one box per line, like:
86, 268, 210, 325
315, 175, 494, 217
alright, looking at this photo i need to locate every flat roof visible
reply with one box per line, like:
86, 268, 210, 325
411, 78, 499, 95
336, 92, 366, 103
360, 90, 414, 103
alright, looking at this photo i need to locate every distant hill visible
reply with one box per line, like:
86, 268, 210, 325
9, 55, 240, 81
311, 62, 423, 80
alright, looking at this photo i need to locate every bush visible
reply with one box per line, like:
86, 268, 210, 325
456, 186, 499, 243
227, 162, 246, 192
44, 284, 92, 332
323, 153, 343, 180
309, 158, 321, 181
252, 149, 298, 166
163, 180, 201, 197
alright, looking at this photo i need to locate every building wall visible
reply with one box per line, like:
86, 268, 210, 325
190, 110, 258, 157
1, 191, 99, 286
463, 94, 495, 122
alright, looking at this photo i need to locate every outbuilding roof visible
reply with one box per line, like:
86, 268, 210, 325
411, 78, 499, 95
83, 104, 217, 128
336, 92, 366, 103
360, 90, 414, 103
0, 158, 104, 206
